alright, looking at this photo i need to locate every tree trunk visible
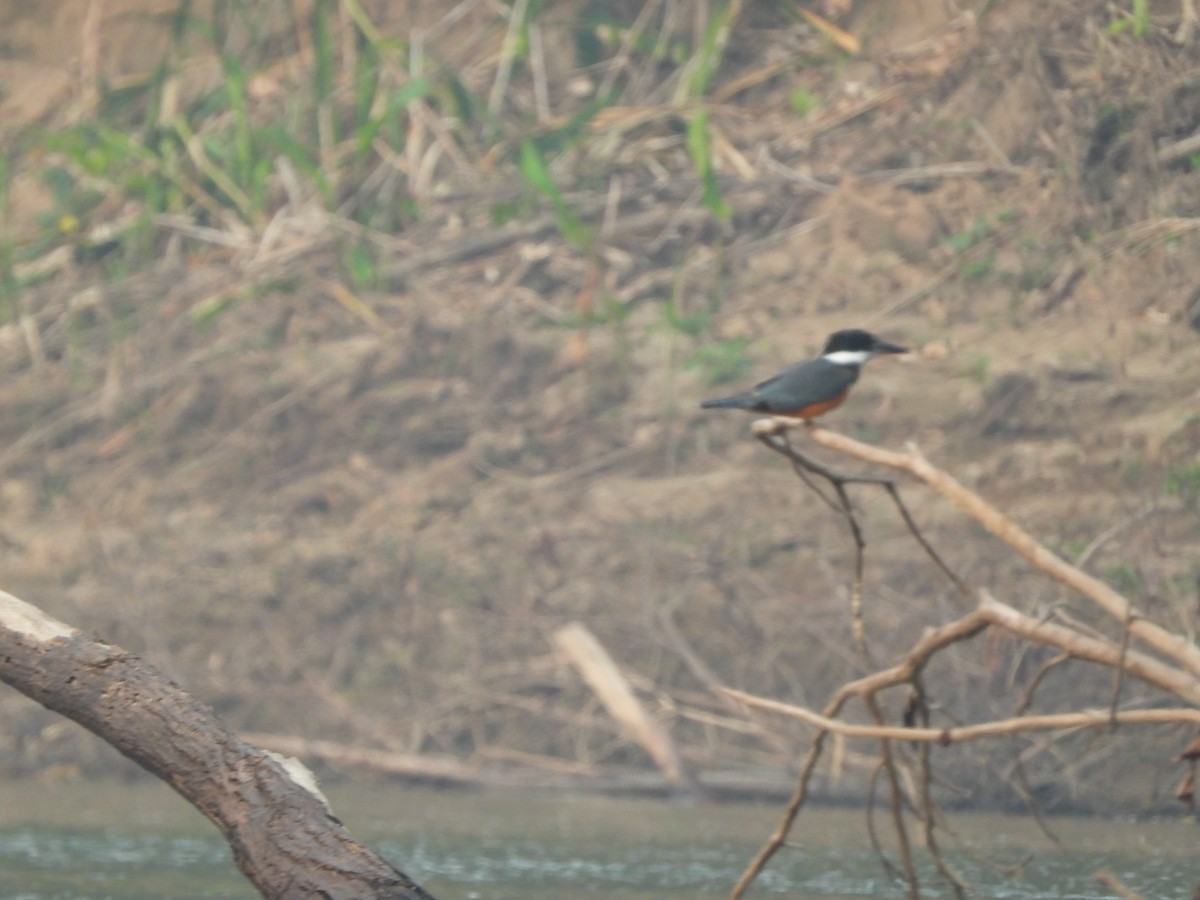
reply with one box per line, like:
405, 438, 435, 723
0, 590, 436, 900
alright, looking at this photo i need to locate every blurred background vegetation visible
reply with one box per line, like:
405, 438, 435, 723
0, 0, 1198, 813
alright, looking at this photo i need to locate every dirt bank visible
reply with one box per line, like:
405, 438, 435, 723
0, 0, 1198, 812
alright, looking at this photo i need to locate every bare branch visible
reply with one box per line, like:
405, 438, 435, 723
978, 593, 1200, 706
758, 419, 1200, 678
722, 688, 1200, 742
730, 421, 1200, 899
754, 425, 967, 593
0, 591, 434, 899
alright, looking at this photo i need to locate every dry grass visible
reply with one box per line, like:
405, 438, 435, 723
0, 0, 1196, 832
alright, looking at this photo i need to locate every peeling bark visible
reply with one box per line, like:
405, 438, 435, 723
0, 590, 435, 900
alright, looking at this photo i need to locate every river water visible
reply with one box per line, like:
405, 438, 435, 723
0, 780, 1195, 898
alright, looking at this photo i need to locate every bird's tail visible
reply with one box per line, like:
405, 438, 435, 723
699, 393, 755, 410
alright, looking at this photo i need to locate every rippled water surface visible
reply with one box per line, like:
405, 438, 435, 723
0, 781, 1195, 898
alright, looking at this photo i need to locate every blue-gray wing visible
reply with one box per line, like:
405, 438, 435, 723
752, 359, 859, 412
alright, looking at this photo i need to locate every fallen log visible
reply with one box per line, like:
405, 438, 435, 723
553, 621, 701, 795
0, 589, 435, 900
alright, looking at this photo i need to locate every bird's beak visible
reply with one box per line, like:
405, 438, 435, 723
874, 339, 908, 355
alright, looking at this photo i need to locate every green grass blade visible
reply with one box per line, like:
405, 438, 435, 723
356, 76, 433, 154
519, 138, 592, 250
260, 126, 331, 203
312, 0, 336, 104
687, 109, 729, 218
221, 55, 254, 191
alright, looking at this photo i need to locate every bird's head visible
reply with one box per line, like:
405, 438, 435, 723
821, 329, 907, 365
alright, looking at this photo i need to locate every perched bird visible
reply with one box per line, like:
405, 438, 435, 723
699, 328, 907, 420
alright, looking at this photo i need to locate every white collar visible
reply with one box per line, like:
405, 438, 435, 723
822, 349, 872, 366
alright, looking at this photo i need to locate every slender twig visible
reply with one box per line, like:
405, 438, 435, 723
1014, 653, 1071, 716
721, 688, 1200, 740
729, 697, 844, 898
863, 762, 906, 884
881, 482, 967, 593
729, 590, 1200, 895
1008, 749, 1063, 847
655, 603, 793, 757
729, 422, 1200, 900
865, 694, 919, 897
1109, 612, 1134, 726
979, 593, 1200, 706
912, 681, 968, 899
728, 609, 990, 899
1074, 503, 1158, 569
756, 425, 967, 595
782, 420, 1200, 678
759, 430, 875, 659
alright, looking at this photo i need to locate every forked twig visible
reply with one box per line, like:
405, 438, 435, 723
756, 423, 968, 596
727, 597, 1200, 896
727, 417, 981, 899
796, 421, 1200, 677
727, 420, 1200, 899
753, 423, 970, 893
728, 606, 989, 899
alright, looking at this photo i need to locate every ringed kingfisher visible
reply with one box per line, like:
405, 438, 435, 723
699, 328, 907, 421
